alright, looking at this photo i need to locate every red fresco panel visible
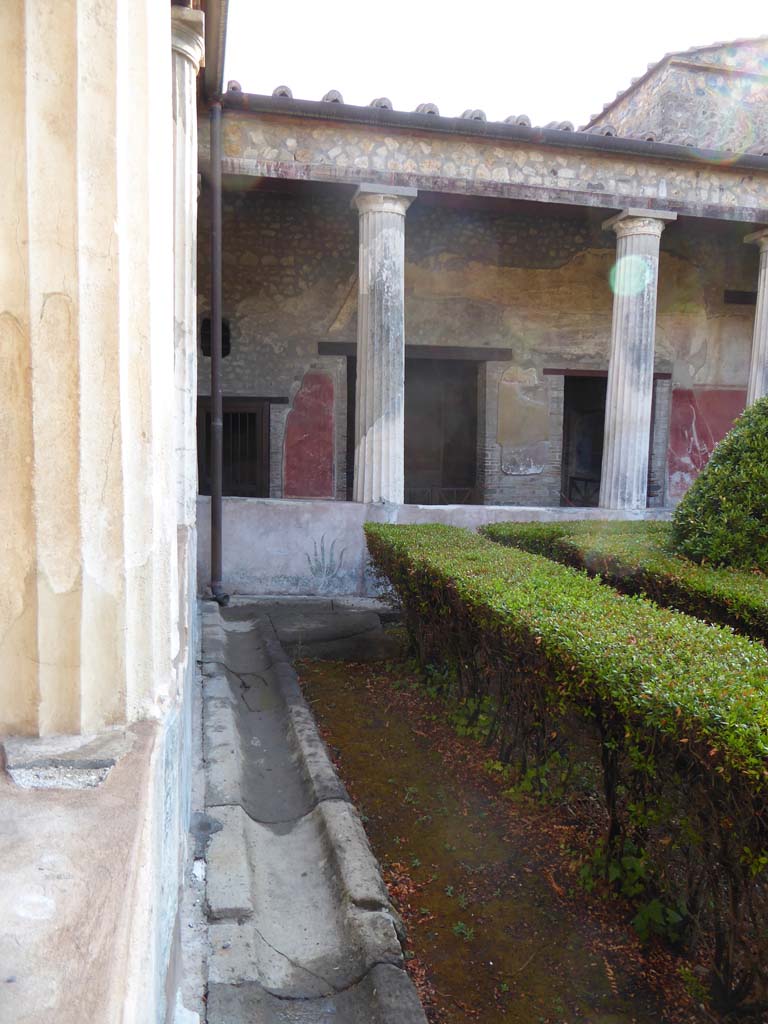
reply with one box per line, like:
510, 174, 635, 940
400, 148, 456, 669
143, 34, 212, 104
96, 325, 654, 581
667, 387, 746, 500
283, 372, 335, 498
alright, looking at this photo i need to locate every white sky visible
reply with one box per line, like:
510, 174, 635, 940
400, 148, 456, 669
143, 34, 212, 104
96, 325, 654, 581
224, 0, 766, 128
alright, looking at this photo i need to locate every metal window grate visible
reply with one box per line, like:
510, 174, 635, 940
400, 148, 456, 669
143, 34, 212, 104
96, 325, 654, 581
197, 398, 270, 497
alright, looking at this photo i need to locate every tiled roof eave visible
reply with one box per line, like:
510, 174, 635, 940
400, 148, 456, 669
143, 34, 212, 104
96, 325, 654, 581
219, 90, 768, 173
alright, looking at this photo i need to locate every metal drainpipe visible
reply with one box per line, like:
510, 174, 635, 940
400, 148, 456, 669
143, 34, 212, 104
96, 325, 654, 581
209, 100, 228, 605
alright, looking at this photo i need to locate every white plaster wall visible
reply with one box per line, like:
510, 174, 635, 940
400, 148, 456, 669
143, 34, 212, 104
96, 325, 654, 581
196, 497, 669, 598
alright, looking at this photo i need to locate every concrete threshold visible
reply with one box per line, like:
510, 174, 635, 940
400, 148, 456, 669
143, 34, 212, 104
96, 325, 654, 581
200, 601, 426, 1023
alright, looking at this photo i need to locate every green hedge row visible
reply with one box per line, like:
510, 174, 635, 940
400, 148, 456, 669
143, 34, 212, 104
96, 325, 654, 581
365, 523, 768, 1013
481, 520, 768, 642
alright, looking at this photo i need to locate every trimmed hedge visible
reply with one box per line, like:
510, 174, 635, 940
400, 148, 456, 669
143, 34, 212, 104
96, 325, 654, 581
481, 520, 768, 642
365, 523, 768, 1012
671, 396, 768, 572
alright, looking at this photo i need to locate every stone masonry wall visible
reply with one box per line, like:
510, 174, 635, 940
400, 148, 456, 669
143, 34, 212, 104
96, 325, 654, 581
198, 188, 758, 506
206, 109, 768, 224
591, 41, 768, 152
198, 187, 353, 500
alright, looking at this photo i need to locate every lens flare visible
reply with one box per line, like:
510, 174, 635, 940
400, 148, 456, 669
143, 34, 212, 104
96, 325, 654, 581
609, 254, 652, 297
690, 72, 763, 164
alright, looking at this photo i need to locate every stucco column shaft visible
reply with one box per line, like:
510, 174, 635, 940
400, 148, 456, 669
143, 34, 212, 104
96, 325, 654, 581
599, 210, 676, 510
171, 8, 204, 675
352, 186, 416, 504
172, 9, 204, 527
0, 0, 176, 736
745, 229, 768, 406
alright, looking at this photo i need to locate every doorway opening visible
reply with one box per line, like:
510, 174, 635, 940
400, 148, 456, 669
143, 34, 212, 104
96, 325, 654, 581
344, 357, 479, 504
405, 359, 478, 504
560, 376, 607, 506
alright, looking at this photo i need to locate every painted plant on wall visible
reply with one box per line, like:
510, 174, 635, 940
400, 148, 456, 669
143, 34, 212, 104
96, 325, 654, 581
306, 534, 347, 587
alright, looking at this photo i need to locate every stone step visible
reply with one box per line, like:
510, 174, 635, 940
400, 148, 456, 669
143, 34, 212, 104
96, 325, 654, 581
205, 805, 253, 921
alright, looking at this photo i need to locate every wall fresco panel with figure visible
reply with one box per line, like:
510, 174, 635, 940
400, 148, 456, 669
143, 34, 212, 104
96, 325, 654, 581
667, 387, 747, 500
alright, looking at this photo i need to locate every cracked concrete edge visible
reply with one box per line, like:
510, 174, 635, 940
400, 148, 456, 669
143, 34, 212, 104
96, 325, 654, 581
201, 605, 424, 1017
251, 616, 410, 957
3, 729, 134, 790
366, 962, 430, 1024
205, 805, 254, 921
201, 601, 226, 674
202, 689, 244, 811
317, 800, 399, 918
200, 604, 245, 813
178, 623, 208, 1023
207, 962, 427, 1023
287, 702, 350, 805
251, 617, 351, 806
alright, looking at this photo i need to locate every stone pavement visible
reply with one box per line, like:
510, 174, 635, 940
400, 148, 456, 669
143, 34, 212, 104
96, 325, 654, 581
0, 721, 165, 1023
199, 600, 426, 1022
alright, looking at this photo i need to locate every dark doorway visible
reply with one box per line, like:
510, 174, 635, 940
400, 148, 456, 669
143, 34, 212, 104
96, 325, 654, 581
560, 376, 606, 506
197, 397, 270, 497
404, 360, 478, 504
344, 357, 479, 504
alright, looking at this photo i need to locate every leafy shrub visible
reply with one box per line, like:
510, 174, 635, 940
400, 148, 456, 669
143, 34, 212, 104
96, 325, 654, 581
482, 520, 768, 641
671, 397, 768, 571
365, 523, 768, 1013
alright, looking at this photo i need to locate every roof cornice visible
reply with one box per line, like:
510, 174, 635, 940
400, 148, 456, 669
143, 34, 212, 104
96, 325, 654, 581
221, 91, 768, 173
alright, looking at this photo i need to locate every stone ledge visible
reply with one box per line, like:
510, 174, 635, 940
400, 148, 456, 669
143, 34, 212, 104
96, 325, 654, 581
206, 805, 254, 921
0, 720, 177, 1021
3, 729, 133, 790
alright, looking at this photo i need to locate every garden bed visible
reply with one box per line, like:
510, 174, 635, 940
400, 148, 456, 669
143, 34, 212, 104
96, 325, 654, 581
299, 656, 676, 1023
480, 520, 768, 642
365, 523, 768, 1018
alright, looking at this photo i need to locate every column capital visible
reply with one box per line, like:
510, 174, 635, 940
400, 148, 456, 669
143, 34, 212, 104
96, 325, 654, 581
171, 8, 205, 72
602, 208, 677, 238
745, 227, 768, 252
352, 184, 417, 217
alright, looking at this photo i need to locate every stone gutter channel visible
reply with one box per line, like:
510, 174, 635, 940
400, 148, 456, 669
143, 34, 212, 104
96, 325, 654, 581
199, 598, 427, 1022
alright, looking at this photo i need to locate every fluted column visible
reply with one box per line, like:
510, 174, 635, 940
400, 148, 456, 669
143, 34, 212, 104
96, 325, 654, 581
0, 0, 175, 736
599, 209, 677, 510
172, 8, 205, 527
352, 185, 416, 503
171, 7, 204, 677
745, 228, 768, 406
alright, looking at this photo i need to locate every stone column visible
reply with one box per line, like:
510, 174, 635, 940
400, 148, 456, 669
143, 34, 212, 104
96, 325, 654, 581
352, 185, 416, 504
171, 7, 205, 680
0, 0, 176, 736
599, 209, 677, 510
745, 229, 768, 406
172, 8, 205, 526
